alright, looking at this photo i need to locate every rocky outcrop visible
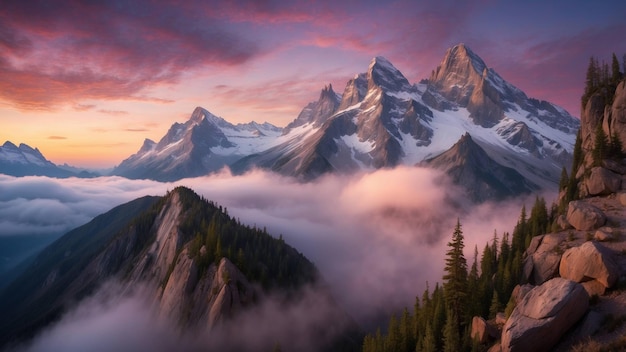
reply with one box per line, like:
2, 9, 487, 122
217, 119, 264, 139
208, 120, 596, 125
609, 80, 626, 154
566, 201, 606, 231
522, 235, 563, 285
501, 278, 589, 352
585, 167, 622, 196
471, 316, 498, 344
559, 241, 619, 290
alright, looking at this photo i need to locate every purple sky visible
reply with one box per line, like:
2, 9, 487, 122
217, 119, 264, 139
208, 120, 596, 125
1, 0, 625, 167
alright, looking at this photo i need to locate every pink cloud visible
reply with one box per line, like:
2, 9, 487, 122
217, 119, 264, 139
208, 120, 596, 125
0, 1, 263, 110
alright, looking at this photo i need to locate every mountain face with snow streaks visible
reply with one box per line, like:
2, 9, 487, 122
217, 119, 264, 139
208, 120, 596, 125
112, 107, 282, 181
0, 141, 78, 178
115, 44, 580, 199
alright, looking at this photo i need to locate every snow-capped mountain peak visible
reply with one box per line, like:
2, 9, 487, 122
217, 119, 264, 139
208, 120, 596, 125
367, 56, 413, 93
116, 44, 579, 199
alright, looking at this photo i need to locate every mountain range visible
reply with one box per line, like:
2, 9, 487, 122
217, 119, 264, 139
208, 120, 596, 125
0, 141, 98, 178
0, 44, 580, 202
112, 44, 579, 200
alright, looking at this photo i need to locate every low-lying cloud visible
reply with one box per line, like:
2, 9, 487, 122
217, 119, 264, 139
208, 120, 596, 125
1, 166, 542, 347
16, 280, 352, 352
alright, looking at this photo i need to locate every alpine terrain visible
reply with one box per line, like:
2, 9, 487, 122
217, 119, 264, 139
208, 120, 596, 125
114, 44, 579, 201
0, 187, 358, 351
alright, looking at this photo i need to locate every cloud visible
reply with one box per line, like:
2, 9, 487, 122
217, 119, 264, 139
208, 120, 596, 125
47, 136, 66, 140
97, 109, 128, 116
16, 280, 352, 352
0, 168, 535, 333
0, 1, 262, 110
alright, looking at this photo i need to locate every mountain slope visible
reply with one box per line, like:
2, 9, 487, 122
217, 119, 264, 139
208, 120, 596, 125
0, 195, 160, 345
112, 108, 282, 181
0, 141, 77, 178
0, 187, 355, 350
423, 133, 536, 202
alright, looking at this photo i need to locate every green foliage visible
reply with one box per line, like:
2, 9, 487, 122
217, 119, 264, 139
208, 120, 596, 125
593, 123, 610, 166
173, 186, 318, 291
558, 166, 569, 191
442, 309, 461, 352
582, 53, 625, 108
609, 130, 624, 159
362, 205, 560, 352
443, 219, 468, 327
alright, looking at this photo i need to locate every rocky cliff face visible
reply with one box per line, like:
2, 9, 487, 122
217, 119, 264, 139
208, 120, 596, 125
485, 78, 626, 351
580, 79, 626, 168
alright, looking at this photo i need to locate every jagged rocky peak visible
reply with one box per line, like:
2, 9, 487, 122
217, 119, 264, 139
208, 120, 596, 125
138, 138, 156, 154
366, 56, 413, 92
338, 73, 368, 110
285, 83, 341, 131
429, 43, 487, 97
189, 106, 229, 127
2, 141, 18, 149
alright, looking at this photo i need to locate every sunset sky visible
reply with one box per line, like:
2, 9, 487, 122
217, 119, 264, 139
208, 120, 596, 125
2, 0, 626, 168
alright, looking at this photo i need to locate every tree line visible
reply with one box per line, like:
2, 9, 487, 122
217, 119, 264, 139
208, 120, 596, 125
168, 186, 318, 291
362, 197, 552, 352
581, 53, 625, 108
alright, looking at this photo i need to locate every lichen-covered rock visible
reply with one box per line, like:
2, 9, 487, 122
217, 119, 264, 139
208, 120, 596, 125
559, 241, 618, 289
566, 201, 606, 231
501, 278, 588, 352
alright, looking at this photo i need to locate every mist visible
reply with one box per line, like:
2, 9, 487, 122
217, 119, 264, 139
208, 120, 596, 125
0, 167, 543, 347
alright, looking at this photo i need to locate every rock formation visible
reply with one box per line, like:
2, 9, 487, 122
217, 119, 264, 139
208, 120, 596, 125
501, 278, 589, 352
566, 200, 607, 231
559, 241, 619, 291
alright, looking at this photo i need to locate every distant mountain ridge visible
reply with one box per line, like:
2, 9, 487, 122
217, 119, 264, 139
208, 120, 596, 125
112, 43, 579, 199
0, 141, 98, 178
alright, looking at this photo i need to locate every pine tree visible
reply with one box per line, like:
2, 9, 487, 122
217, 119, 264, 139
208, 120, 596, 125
609, 130, 624, 158
592, 123, 609, 166
489, 290, 501, 319
558, 166, 568, 191
421, 322, 436, 352
443, 219, 469, 327
583, 56, 599, 106
612, 53, 622, 84
442, 309, 461, 352
467, 245, 480, 319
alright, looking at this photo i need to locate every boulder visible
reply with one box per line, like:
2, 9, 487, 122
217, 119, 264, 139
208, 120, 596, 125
471, 316, 498, 344
511, 284, 533, 304
594, 227, 615, 242
581, 280, 606, 297
559, 241, 619, 289
566, 201, 606, 231
521, 234, 562, 285
586, 167, 622, 196
501, 278, 589, 352
556, 215, 572, 230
